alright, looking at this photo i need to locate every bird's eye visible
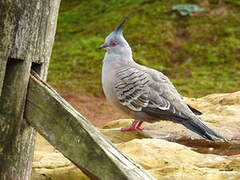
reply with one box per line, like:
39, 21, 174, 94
110, 41, 118, 47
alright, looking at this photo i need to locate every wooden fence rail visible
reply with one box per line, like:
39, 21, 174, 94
25, 72, 155, 180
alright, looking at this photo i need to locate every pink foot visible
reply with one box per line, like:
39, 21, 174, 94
121, 120, 144, 131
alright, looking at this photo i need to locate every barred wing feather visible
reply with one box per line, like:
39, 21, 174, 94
114, 67, 185, 119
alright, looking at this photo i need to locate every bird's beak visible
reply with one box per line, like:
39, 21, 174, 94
99, 44, 109, 49
115, 16, 128, 34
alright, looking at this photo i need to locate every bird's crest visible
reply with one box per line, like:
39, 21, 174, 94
115, 16, 129, 34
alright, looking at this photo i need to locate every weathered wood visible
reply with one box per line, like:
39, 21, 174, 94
1, 0, 60, 63
0, 0, 61, 179
0, 0, 15, 96
0, 60, 7, 96
25, 73, 155, 180
0, 60, 35, 180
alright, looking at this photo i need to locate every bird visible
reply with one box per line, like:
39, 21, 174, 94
99, 18, 227, 142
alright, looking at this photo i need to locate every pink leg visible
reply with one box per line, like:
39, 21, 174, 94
121, 120, 144, 131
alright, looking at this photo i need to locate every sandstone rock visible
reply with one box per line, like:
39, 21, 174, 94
32, 135, 90, 180
32, 91, 240, 180
116, 139, 240, 180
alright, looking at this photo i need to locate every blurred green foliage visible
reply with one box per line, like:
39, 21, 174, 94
48, 0, 240, 97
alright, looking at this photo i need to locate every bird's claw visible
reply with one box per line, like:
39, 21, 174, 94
121, 120, 144, 131
121, 126, 143, 131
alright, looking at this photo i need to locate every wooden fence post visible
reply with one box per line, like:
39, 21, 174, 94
0, 0, 60, 179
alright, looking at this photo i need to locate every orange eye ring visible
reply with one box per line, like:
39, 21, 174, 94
110, 41, 118, 47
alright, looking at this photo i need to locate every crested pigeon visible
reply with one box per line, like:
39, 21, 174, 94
99, 18, 227, 142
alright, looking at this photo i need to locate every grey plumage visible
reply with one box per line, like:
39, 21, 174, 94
100, 19, 227, 142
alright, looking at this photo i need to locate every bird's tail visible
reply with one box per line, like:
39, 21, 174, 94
180, 117, 227, 142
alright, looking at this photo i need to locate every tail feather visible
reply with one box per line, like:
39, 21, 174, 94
187, 104, 202, 115
180, 117, 227, 142
141, 106, 227, 141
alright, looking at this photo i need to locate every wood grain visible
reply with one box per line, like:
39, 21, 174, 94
0, 0, 60, 179
25, 73, 155, 180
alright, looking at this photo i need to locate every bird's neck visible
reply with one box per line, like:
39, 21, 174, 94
104, 43, 133, 64
104, 51, 134, 67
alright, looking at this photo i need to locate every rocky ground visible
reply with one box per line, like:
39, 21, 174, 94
32, 91, 240, 180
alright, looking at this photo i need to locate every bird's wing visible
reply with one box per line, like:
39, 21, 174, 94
114, 67, 187, 119
114, 67, 150, 111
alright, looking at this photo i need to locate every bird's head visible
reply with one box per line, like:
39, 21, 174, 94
99, 17, 132, 56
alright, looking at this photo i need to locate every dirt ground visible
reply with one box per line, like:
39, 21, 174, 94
62, 94, 131, 127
